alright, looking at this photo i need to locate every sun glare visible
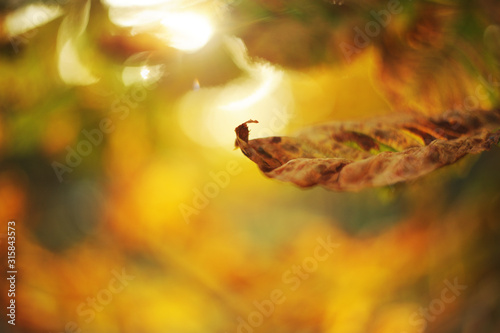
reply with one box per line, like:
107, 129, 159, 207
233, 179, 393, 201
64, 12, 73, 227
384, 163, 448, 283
141, 67, 151, 79
122, 64, 164, 86
103, 0, 216, 52
177, 37, 294, 148
219, 65, 283, 111
159, 12, 214, 52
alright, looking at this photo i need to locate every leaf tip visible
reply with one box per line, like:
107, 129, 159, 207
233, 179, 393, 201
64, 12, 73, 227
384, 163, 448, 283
235, 120, 259, 148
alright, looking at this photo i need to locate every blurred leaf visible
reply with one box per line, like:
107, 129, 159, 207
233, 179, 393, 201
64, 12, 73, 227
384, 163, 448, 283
235, 109, 500, 191
56, 0, 99, 85
231, 0, 500, 115
375, 1, 500, 115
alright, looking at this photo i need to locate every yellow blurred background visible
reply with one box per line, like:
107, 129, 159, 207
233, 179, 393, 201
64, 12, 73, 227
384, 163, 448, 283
0, 0, 500, 332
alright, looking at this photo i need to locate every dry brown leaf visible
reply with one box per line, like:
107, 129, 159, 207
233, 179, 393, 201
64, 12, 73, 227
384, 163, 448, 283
235, 110, 500, 191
